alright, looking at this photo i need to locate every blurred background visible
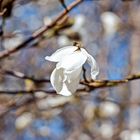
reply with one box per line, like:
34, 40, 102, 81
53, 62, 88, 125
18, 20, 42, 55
0, 0, 140, 139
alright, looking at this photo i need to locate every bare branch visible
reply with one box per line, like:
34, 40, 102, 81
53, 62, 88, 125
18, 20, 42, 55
1, 68, 140, 94
81, 73, 140, 90
0, 69, 140, 95
0, 68, 50, 83
0, 88, 88, 95
0, 89, 56, 95
0, 0, 83, 59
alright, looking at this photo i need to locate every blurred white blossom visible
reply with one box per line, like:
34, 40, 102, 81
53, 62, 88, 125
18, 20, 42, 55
78, 133, 91, 140
84, 103, 96, 121
43, 16, 53, 26
130, 130, 140, 140
3, 30, 24, 50
37, 96, 72, 109
45, 45, 99, 96
101, 11, 121, 36
120, 130, 130, 140
99, 101, 120, 117
99, 122, 114, 139
15, 112, 33, 130
57, 35, 71, 47
71, 14, 85, 34
57, 14, 85, 47
120, 130, 140, 140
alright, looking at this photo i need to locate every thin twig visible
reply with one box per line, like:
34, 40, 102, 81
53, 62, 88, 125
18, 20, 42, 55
59, 0, 68, 12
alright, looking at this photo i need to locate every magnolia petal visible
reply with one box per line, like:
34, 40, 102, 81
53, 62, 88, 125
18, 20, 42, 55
87, 54, 99, 79
81, 48, 99, 80
58, 68, 82, 96
56, 50, 87, 71
50, 68, 64, 93
65, 79, 79, 94
64, 67, 82, 93
65, 67, 82, 80
45, 46, 77, 62
50, 68, 72, 96
59, 83, 72, 96
51, 67, 82, 96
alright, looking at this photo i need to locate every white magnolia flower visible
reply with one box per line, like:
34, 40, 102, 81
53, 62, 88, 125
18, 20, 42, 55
45, 45, 99, 96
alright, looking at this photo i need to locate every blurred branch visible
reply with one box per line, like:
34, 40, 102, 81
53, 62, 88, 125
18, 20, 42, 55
0, 88, 87, 95
0, 17, 5, 50
0, 68, 50, 83
0, 0, 83, 59
0, 95, 36, 117
0, 0, 15, 18
0, 89, 56, 95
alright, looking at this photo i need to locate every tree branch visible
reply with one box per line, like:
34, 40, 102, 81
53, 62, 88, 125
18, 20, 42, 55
0, 68, 50, 83
0, 89, 56, 95
81, 73, 140, 90
1, 67, 140, 92
0, 0, 83, 59
0, 88, 88, 95
0, 67, 140, 95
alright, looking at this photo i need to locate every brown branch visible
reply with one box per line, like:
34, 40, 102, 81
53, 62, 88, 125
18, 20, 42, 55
0, 69, 50, 83
0, 88, 87, 95
81, 73, 140, 90
1, 67, 140, 95
0, 72, 140, 95
1, 68, 140, 92
58, 0, 68, 12
0, 0, 83, 59
0, 89, 56, 95
0, 95, 36, 117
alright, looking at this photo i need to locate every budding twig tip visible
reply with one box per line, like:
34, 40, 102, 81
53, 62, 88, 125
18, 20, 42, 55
73, 41, 82, 50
